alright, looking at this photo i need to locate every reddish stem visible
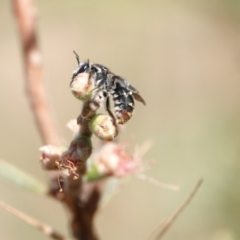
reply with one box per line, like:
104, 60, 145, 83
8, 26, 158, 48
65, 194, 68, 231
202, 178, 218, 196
12, 0, 61, 145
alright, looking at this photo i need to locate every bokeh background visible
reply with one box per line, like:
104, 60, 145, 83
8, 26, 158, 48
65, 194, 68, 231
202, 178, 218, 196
1, 0, 240, 239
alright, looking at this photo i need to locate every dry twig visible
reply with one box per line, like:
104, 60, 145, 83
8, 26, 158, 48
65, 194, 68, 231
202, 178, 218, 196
12, 0, 61, 145
0, 201, 67, 240
148, 178, 203, 240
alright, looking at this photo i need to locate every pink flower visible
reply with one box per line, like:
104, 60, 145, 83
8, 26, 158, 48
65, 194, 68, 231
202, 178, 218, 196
39, 145, 63, 170
90, 142, 146, 178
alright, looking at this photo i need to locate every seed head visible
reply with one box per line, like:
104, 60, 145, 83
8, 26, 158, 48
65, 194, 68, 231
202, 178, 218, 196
89, 114, 118, 141
70, 72, 94, 101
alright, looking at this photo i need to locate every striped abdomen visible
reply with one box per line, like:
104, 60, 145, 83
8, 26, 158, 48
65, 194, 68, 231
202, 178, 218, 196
111, 85, 135, 124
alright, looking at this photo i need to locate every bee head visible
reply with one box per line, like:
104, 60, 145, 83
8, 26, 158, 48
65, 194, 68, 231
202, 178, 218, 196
71, 51, 90, 80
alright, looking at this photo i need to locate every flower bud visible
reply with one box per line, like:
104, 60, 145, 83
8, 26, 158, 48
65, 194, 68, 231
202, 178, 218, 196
66, 119, 79, 136
89, 114, 118, 141
70, 72, 94, 101
39, 145, 64, 170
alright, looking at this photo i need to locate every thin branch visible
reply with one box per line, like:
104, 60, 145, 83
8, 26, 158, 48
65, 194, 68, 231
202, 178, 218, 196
12, 0, 61, 145
0, 201, 67, 240
135, 173, 179, 192
45, 100, 100, 240
151, 178, 203, 240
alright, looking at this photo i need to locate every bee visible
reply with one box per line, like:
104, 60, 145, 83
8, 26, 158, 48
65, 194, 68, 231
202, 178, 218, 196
71, 51, 146, 124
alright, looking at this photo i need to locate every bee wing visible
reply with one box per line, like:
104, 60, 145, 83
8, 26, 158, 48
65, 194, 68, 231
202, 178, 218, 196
128, 84, 146, 105
132, 92, 146, 105
112, 75, 146, 105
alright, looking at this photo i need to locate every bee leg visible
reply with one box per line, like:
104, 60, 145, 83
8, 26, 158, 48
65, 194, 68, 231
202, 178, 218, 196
105, 95, 116, 123
90, 89, 104, 111
88, 67, 94, 85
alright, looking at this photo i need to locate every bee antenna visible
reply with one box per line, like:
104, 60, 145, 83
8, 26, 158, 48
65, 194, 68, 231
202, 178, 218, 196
73, 51, 80, 65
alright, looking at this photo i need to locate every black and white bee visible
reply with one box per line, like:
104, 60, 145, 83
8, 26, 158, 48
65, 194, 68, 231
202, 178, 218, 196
71, 51, 146, 124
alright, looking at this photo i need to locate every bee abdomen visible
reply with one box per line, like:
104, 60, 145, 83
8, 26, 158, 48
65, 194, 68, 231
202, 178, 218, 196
112, 91, 135, 124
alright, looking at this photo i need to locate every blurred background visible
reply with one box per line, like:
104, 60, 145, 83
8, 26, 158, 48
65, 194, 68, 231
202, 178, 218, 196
0, 0, 240, 239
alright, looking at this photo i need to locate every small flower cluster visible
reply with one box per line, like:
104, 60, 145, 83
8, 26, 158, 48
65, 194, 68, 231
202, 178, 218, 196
39, 63, 148, 188
39, 69, 118, 182
40, 141, 147, 185
86, 142, 144, 181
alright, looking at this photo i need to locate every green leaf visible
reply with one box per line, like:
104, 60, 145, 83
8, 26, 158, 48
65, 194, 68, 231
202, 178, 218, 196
0, 159, 46, 194
85, 162, 102, 182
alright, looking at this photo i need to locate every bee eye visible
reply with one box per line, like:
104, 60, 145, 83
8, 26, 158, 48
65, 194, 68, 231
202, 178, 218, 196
72, 63, 90, 81
78, 63, 89, 74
